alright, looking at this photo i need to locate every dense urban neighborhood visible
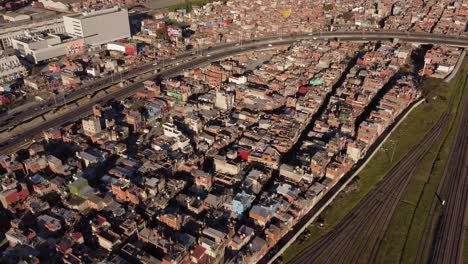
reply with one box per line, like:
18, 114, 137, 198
0, 0, 466, 264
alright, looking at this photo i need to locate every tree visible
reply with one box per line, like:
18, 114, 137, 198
324, 4, 334, 11
156, 29, 170, 41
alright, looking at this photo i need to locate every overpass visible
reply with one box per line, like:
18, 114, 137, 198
0, 30, 467, 154
1, 30, 467, 132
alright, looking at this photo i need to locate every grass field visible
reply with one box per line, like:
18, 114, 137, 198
281, 59, 468, 263
167, 0, 219, 12
145, 0, 219, 11
376, 59, 468, 264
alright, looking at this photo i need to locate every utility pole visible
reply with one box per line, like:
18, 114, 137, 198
390, 141, 397, 163
239, 28, 242, 47
421, 58, 427, 82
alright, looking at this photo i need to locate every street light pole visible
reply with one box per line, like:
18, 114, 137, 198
390, 141, 397, 163
435, 192, 445, 206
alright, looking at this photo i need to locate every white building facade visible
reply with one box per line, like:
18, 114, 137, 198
0, 55, 27, 84
11, 33, 66, 64
63, 7, 131, 46
0, 16, 65, 49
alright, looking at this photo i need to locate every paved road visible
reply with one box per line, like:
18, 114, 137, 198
430, 76, 468, 264
0, 28, 466, 262
0, 55, 190, 129
0, 39, 293, 154
1, 30, 467, 132
0, 31, 467, 155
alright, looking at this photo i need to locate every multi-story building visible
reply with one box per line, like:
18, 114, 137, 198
11, 33, 68, 64
0, 183, 30, 209
232, 191, 255, 216
82, 117, 102, 137
63, 7, 131, 46
0, 15, 65, 50
0, 55, 27, 84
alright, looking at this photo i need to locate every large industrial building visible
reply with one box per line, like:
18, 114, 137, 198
0, 15, 65, 50
63, 7, 131, 46
11, 7, 131, 64
11, 33, 71, 64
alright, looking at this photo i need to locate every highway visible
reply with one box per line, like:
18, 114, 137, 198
0, 29, 466, 262
0, 31, 467, 154
0, 38, 296, 154
0, 52, 196, 129
1, 30, 468, 133
430, 77, 468, 264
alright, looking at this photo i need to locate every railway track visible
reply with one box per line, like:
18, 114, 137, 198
413, 74, 467, 264
430, 90, 468, 264
288, 68, 468, 264
289, 100, 452, 263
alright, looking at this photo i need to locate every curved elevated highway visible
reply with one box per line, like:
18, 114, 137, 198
0, 30, 467, 155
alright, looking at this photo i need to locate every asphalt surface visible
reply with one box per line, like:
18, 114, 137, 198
430, 78, 468, 264
0, 29, 466, 262
0, 38, 295, 154
0, 54, 190, 129
1, 30, 467, 133
0, 31, 466, 152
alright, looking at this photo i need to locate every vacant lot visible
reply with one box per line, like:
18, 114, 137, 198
144, 0, 186, 9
